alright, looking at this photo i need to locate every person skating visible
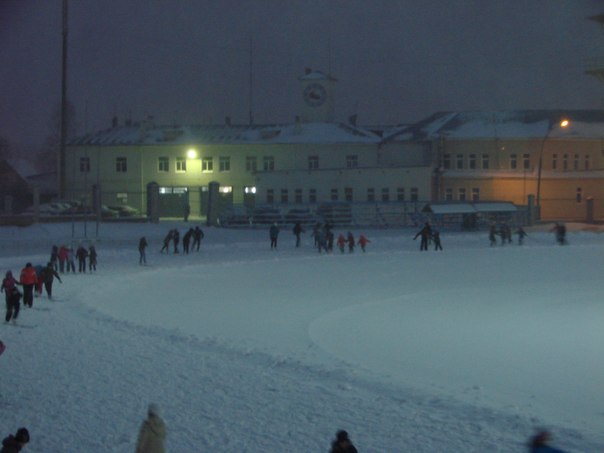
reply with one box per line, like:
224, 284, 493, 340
489, 224, 498, 247
192, 226, 204, 251
516, 227, 528, 245
88, 245, 97, 272
182, 228, 193, 254
551, 222, 567, 245
269, 222, 280, 249
139, 236, 148, 265
357, 234, 371, 252
34, 265, 44, 296
66, 248, 76, 273
316, 228, 327, 253
336, 234, 346, 253
329, 430, 358, 453
432, 229, 443, 250
1, 427, 29, 453
39, 262, 62, 300
2, 272, 21, 323
135, 403, 166, 453
292, 221, 304, 248
76, 245, 88, 273
346, 231, 355, 253
528, 430, 568, 453
58, 245, 69, 273
160, 230, 173, 254
19, 264, 36, 308
49, 245, 59, 271
172, 229, 180, 254
414, 222, 432, 251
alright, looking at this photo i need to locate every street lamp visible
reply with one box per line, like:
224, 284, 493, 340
536, 118, 569, 218
187, 148, 198, 159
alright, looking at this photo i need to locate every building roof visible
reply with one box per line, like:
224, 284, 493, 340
383, 110, 604, 142
423, 202, 517, 215
69, 121, 380, 146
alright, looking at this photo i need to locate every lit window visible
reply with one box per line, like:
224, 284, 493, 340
158, 157, 169, 172
219, 156, 230, 172
308, 155, 319, 170
176, 157, 186, 173
80, 157, 90, 173
202, 157, 213, 172
116, 157, 127, 173
244, 186, 256, 194
219, 186, 232, 194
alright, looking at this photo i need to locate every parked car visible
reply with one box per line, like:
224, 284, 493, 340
218, 207, 251, 226
284, 208, 320, 225
251, 206, 283, 225
107, 204, 140, 217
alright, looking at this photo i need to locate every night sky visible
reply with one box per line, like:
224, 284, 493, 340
1, 0, 604, 147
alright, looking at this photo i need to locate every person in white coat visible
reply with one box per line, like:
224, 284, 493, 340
135, 403, 166, 453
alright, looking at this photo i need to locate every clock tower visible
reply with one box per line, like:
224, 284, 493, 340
299, 69, 337, 123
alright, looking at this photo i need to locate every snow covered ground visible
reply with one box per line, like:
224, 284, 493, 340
0, 220, 602, 452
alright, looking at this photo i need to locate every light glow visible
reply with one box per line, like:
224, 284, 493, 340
186, 148, 197, 159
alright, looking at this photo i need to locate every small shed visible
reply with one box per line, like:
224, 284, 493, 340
422, 202, 519, 230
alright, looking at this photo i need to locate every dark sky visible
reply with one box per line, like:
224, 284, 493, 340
2, 0, 604, 147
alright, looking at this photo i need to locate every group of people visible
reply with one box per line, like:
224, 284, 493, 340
488, 223, 528, 246
413, 222, 443, 251
277, 221, 372, 254
50, 244, 98, 274
159, 226, 204, 255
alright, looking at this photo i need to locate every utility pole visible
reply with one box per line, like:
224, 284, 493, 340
59, 0, 69, 199
249, 36, 254, 125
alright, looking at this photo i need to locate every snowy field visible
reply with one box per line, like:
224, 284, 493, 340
0, 220, 603, 452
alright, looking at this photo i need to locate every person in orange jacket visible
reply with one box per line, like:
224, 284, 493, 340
19, 263, 37, 308
357, 234, 371, 252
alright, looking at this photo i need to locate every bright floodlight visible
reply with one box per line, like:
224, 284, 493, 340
187, 149, 197, 159
560, 120, 569, 127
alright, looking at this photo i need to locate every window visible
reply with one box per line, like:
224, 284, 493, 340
563, 154, 569, 171
445, 188, 453, 201
246, 156, 257, 172
585, 154, 590, 170
331, 188, 338, 201
158, 157, 169, 173
482, 154, 489, 169
456, 154, 463, 169
202, 157, 213, 172
308, 155, 319, 170
458, 188, 466, 201
281, 189, 288, 204
522, 154, 530, 170
116, 157, 127, 173
552, 154, 558, 170
468, 154, 476, 169
472, 187, 480, 202
294, 189, 303, 203
219, 156, 230, 172
442, 154, 451, 169
309, 189, 317, 203
367, 188, 375, 202
263, 156, 274, 171
176, 157, 186, 173
346, 155, 358, 168
576, 187, 582, 203
266, 189, 274, 204
381, 188, 390, 202
80, 157, 90, 173
510, 154, 517, 170
410, 188, 418, 201
573, 154, 579, 171
397, 187, 405, 201
345, 187, 353, 202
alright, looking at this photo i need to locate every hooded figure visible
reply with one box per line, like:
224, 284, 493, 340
135, 404, 166, 453
1, 427, 30, 453
330, 430, 358, 453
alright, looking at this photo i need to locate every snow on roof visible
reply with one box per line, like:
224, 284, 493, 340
69, 122, 379, 146
6, 158, 39, 178
298, 70, 337, 82
423, 202, 517, 214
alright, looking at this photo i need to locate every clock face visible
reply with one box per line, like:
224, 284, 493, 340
303, 83, 327, 107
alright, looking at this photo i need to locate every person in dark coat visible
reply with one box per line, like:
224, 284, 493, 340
139, 236, 148, 265
160, 230, 173, 254
39, 262, 62, 300
172, 229, 180, 254
76, 245, 88, 273
489, 224, 498, 247
528, 430, 568, 453
516, 227, 528, 245
432, 229, 443, 251
414, 222, 432, 251
182, 228, 193, 254
2, 272, 22, 323
269, 223, 280, 249
49, 245, 59, 271
1, 427, 29, 453
346, 231, 355, 253
192, 226, 204, 251
330, 430, 358, 453
88, 245, 97, 272
292, 221, 304, 248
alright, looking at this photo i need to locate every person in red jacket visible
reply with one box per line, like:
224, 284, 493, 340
19, 263, 37, 308
58, 245, 69, 273
336, 234, 347, 253
357, 234, 371, 252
